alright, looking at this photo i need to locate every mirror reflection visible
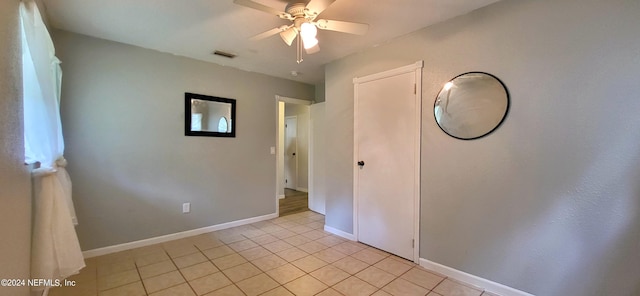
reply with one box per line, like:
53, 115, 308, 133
434, 72, 509, 140
185, 93, 236, 137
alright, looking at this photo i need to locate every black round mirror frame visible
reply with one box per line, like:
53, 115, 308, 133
433, 72, 510, 140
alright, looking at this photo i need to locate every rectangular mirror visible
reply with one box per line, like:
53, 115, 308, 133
185, 92, 236, 137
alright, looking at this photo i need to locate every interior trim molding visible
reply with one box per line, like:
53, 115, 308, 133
296, 187, 308, 193
323, 225, 356, 241
275, 95, 313, 105
278, 194, 286, 199
419, 258, 534, 296
82, 213, 278, 258
353, 60, 423, 84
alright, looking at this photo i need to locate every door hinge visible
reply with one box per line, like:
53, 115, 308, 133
414, 84, 417, 94
412, 239, 415, 248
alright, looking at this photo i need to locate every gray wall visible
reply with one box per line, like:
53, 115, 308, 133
53, 30, 314, 250
324, 0, 640, 295
314, 82, 325, 103
0, 1, 32, 296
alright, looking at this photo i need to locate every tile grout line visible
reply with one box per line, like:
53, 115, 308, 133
201, 240, 244, 295
133, 249, 167, 296
231, 232, 275, 295
242, 220, 325, 296
164, 248, 198, 296
192, 241, 235, 295
240, 231, 294, 296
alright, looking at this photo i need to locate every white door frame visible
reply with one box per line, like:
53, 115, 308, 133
275, 95, 312, 216
352, 61, 423, 263
284, 115, 298, 190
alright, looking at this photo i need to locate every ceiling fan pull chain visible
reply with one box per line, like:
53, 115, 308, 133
297, 36, 303, 63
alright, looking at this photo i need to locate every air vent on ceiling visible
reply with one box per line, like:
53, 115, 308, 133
213, 50, 236, 59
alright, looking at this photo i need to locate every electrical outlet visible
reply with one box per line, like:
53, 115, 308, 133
182, 202, 190, 213
270, 146, 276, 154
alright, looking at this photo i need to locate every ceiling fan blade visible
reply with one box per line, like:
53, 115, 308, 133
316, 19, 369, 35
233, 0, 289, 18
250, 25, 290, 41
305, 0, 336, 16
305, 43, 320, 54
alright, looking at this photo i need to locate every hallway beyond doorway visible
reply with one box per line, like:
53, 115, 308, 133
279, 189, 309, 217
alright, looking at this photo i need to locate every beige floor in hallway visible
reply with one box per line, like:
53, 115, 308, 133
50, 211, 499, 296
279, 189, 309, 217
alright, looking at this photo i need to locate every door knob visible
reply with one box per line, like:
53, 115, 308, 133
357, 161, 365, 167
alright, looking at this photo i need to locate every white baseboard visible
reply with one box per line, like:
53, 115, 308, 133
278, 194, 285, 199
83, 213, 278, 258
323, 225, 356, 241
419, 258, 534, 296
296, 187, 308, 193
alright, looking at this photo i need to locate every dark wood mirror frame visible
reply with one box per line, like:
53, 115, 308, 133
185, 92, 236, 137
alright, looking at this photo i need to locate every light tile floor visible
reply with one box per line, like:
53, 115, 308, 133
50, 211, 500, 296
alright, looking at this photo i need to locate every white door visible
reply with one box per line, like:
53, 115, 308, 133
284, 116, 298, 190
355, 63, 421, 261
309, 103, 326, 214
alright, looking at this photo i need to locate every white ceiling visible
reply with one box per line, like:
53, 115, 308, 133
42, 0, 499, 85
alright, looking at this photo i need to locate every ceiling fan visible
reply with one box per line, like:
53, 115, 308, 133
233, 0, 369, 63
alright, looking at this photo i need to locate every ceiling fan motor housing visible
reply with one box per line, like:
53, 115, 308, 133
285, 3, 307, 17
284, 2, 318, 25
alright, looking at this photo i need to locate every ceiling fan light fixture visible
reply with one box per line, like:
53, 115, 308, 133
300, 22, 318, 49
279, 27, 297, 46
300, 22, 317, 38
302, 37, 318, 49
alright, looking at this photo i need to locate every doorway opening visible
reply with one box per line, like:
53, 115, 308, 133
276, 96, 312, 216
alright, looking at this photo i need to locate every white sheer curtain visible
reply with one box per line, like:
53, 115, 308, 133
20, 1, 85, 293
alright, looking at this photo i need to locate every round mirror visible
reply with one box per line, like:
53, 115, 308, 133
434, 72, 509, 140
